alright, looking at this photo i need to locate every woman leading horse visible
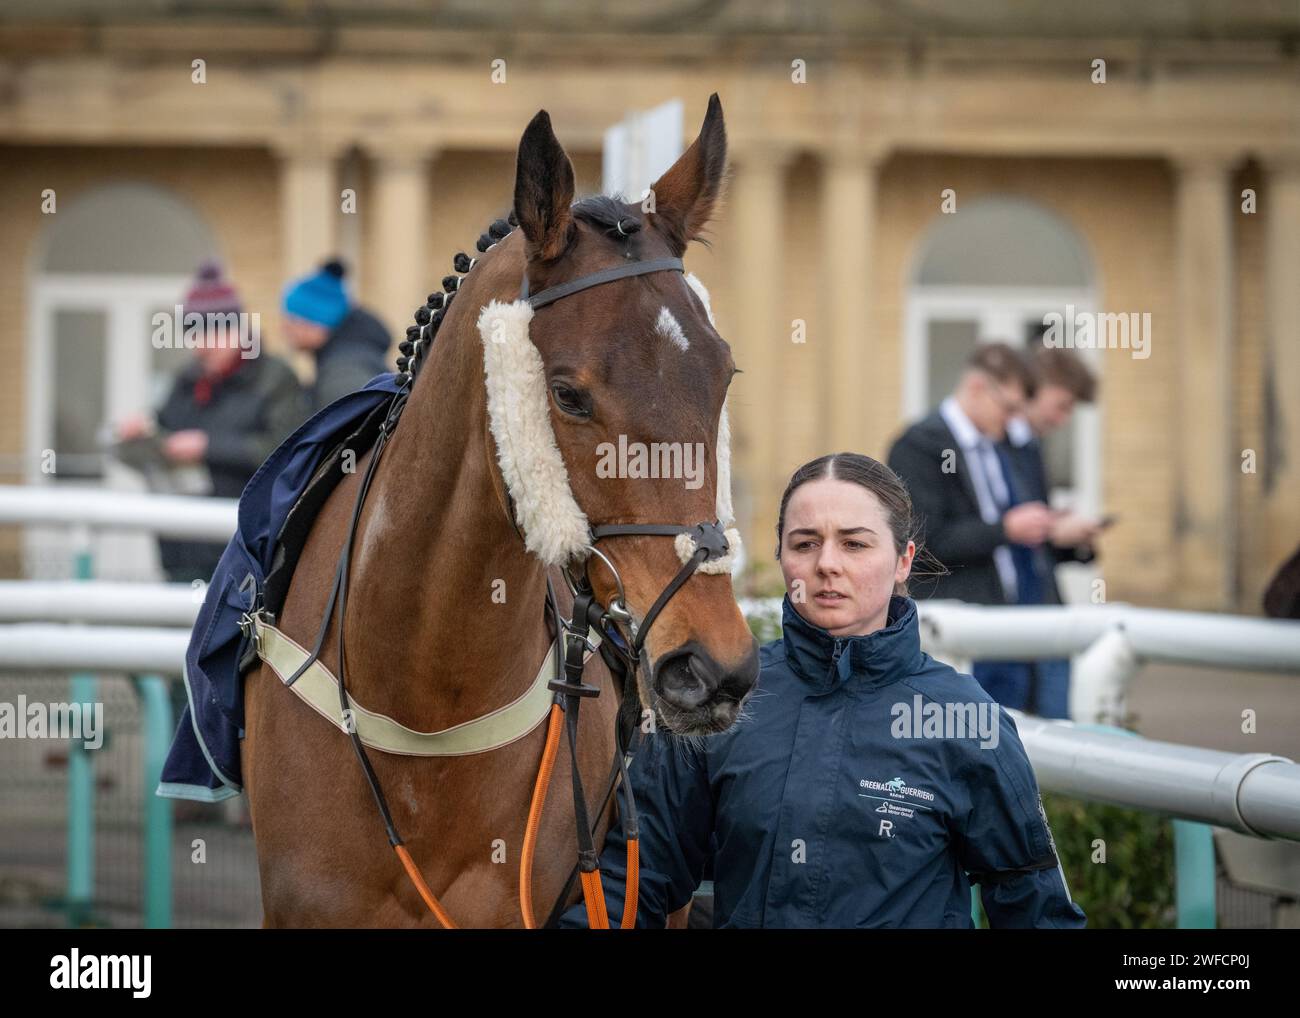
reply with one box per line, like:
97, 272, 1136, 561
560, 453, 1087, 929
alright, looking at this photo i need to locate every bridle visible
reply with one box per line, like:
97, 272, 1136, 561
519, 254, 735, 673
302, 251, 735, 929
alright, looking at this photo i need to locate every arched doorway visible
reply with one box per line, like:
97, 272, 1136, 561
903, 195, 1101, 601
26, 182, 219, 578
904, 195, 1100, 509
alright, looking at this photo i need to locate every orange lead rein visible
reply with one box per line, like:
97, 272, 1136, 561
580, 868, 610, 929
621, 839, 639, 928
395, 699, 638, 930
393, 843, 458, 929
520, 703, 565, 928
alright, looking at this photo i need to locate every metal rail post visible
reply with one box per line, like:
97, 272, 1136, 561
134, 675, 174, 928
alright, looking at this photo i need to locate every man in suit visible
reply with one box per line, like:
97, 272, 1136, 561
888, 343, 1053, 604
888, 343, 1060, 710
999, 345, 1103, 716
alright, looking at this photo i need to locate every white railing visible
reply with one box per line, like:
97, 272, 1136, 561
743, 596, 1300, 725
3, 485, 1299, 841
0, 624, 189, 673
1, 617, 1297, 840
0, 581, 203, 626
1010, 712, 1300, 841
0, 484, 236, 541
914, 600, 1300, 672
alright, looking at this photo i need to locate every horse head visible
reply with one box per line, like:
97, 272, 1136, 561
458, 95, 759, 736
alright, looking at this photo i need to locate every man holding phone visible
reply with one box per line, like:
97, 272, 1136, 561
889, 343, 1109, 717
999, 344, 1106, 717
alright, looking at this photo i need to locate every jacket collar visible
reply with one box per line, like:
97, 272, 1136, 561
779, 593, 923, 694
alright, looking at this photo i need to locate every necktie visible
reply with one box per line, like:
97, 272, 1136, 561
994, 443, 1044, 605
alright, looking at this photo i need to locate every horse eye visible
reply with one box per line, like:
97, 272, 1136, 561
550, 382, 591, 418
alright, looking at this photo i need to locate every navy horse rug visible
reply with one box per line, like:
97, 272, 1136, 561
157, 373, 404, 802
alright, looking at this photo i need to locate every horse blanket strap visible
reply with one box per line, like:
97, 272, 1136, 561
249, 613, 601, 757
521, 257, 684, 308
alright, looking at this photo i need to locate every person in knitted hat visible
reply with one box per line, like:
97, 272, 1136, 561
115, 259, 307, 583
282, 258, 392, 411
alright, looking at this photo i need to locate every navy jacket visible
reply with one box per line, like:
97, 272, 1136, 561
312, 307, 391, 412
561, 595, 1086, 929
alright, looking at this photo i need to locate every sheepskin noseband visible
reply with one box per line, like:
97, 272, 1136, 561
479, 298, 590, 566
478, 275, 740, 570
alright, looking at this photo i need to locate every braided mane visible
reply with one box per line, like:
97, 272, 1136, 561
396, 196, 645, 381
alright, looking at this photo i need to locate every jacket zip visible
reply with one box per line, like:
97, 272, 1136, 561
828, 637, 845, 682
767, 635, 847, 926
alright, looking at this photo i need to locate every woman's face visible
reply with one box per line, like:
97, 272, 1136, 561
778, 478, 915, 637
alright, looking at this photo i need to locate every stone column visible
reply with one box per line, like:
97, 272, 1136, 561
1260, 152, 1300, 584
822, 142, 886, 455
364, 140, 436, 345
1172, 154, 1237, 609
729, 142, 796, 546
274, 137, 344, 280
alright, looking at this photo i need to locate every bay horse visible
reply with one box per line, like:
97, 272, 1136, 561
240, 94, 759, 927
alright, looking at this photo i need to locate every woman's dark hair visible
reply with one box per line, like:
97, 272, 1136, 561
775, 453, 914, 558
775, 453, 942, 596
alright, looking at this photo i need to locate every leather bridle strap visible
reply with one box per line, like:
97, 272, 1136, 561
537, 517, 732, 927
522, 257, 684, 308
587, 520, 732, 654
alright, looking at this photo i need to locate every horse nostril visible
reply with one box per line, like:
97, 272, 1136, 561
654, 650, 716, 710
652, 640, 761, 722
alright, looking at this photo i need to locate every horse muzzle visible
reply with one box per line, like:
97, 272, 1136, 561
651, 639, 759, 735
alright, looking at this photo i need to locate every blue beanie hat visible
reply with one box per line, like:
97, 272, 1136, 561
283, 259, 350, 329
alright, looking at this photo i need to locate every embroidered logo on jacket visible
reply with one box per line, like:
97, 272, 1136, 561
857, 775, 937, 838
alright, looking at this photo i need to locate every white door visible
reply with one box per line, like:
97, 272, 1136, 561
24, 182, 218, 581
25, 276, 194, 580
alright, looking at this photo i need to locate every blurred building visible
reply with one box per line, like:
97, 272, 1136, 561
0, 1, 1297, 611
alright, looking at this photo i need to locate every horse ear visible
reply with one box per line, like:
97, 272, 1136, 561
648, 94, 727, 257
514, 110, 576, 263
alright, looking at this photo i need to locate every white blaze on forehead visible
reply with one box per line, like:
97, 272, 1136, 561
655, 306, 689, 352
476, 271, 738, 570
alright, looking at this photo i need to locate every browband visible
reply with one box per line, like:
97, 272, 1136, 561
521, 257, 684, 308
